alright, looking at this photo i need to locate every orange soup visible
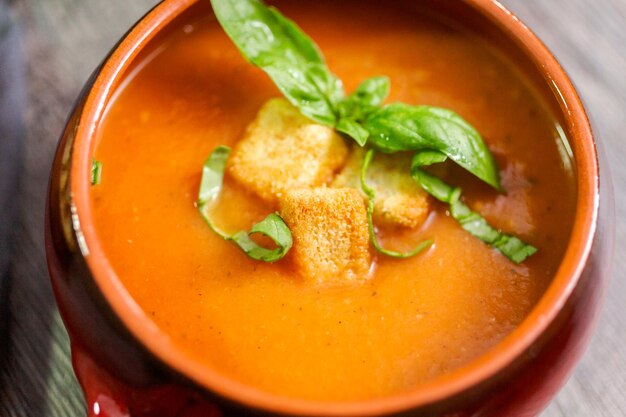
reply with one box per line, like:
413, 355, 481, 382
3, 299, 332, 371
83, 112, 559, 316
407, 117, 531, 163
90, 0, 575, 402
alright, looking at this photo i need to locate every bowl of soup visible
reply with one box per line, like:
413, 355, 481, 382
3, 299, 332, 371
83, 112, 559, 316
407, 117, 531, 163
45, 0, 614, 416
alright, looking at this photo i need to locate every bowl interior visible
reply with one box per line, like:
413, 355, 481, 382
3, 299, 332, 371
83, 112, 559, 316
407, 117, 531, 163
69, 0, 598, 415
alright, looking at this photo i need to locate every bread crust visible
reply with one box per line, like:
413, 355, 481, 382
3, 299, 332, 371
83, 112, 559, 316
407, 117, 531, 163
229, 98, 348, 205
280, 187, 372, 283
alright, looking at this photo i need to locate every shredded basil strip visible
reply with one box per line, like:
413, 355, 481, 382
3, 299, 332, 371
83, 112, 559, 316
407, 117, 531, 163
197, 146, 293, 262
360, 149, 433, 258
410, 151, 536, 263
90, 159, 102, 185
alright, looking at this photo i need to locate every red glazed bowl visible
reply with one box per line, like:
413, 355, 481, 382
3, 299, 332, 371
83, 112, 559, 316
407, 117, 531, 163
45, 0, 614, 416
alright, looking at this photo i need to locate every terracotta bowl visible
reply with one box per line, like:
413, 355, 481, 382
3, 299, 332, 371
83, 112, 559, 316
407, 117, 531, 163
45, 0, 614, 416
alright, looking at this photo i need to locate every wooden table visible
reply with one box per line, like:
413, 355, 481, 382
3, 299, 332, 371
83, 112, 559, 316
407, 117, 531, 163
1, 1, 624, 416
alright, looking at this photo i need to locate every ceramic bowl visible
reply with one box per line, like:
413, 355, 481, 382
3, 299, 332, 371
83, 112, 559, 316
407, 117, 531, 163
45, 0, 614, 416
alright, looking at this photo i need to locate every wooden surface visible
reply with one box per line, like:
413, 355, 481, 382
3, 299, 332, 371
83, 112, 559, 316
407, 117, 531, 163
0, 0, 624, 416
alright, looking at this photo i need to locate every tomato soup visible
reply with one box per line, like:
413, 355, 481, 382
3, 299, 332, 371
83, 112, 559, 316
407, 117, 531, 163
90, 0, 575, 402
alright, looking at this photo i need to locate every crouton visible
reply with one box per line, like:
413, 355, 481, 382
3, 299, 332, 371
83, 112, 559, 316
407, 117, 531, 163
228, 98, 349, 205
332, 147, 430, 228
279, 188, 371, 284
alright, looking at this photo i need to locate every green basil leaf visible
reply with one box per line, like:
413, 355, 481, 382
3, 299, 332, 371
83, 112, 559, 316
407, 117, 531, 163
230, 213, 292, 261
336, 118, 370, 146
211, 0, 343, 125
90, 159, 102, 185
360, 149, 432, 258
350, 76, 390, 108
198, 146, 293, 262
335, 76, 390, 146
410, 151, 536, 263
364, 103, 501, 190
198, 146, 230, 208
339, 76, 390, 120
209, 0, 531, 265
411, 149, 448, 166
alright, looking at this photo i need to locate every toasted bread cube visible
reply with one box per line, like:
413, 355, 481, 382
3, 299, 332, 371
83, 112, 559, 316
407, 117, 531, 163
332, 147, 430, 228
228, 98, 348, 205
280, 188, 371, 284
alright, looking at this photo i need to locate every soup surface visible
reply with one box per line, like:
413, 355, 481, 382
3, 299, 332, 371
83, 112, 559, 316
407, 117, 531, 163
90, 0, 575, 402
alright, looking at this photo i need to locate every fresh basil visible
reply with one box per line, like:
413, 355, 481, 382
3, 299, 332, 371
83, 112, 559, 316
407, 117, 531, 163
336, 118, 370, 146
197, 146, 293, 262
364, 104, 501, 190
211, 0, 344, 125
339, 76, 390, 121
360, 149, 432, 258
211, 0, 536, 263
410, 151, 536, 263
90, 159, 102, 185
335, 76, 390, 145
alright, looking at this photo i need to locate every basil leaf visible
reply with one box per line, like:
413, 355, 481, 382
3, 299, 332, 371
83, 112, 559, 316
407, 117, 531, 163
210, 0, 532, 264
350, 76, 390, 108
336, 76, 390, 144
364, 103, 501, 190
211, 0, 343, 125
360, 149, 432, 258
339, 76, 390, 120
336, 118, 370, 146
410, 151, 536, 263
230, 214, 292, 261
197, 146, 293, 262
91, 159, 102, 185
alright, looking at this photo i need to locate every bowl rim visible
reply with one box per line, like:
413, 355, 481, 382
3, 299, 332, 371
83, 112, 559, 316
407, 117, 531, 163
68, 0, 599, 415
